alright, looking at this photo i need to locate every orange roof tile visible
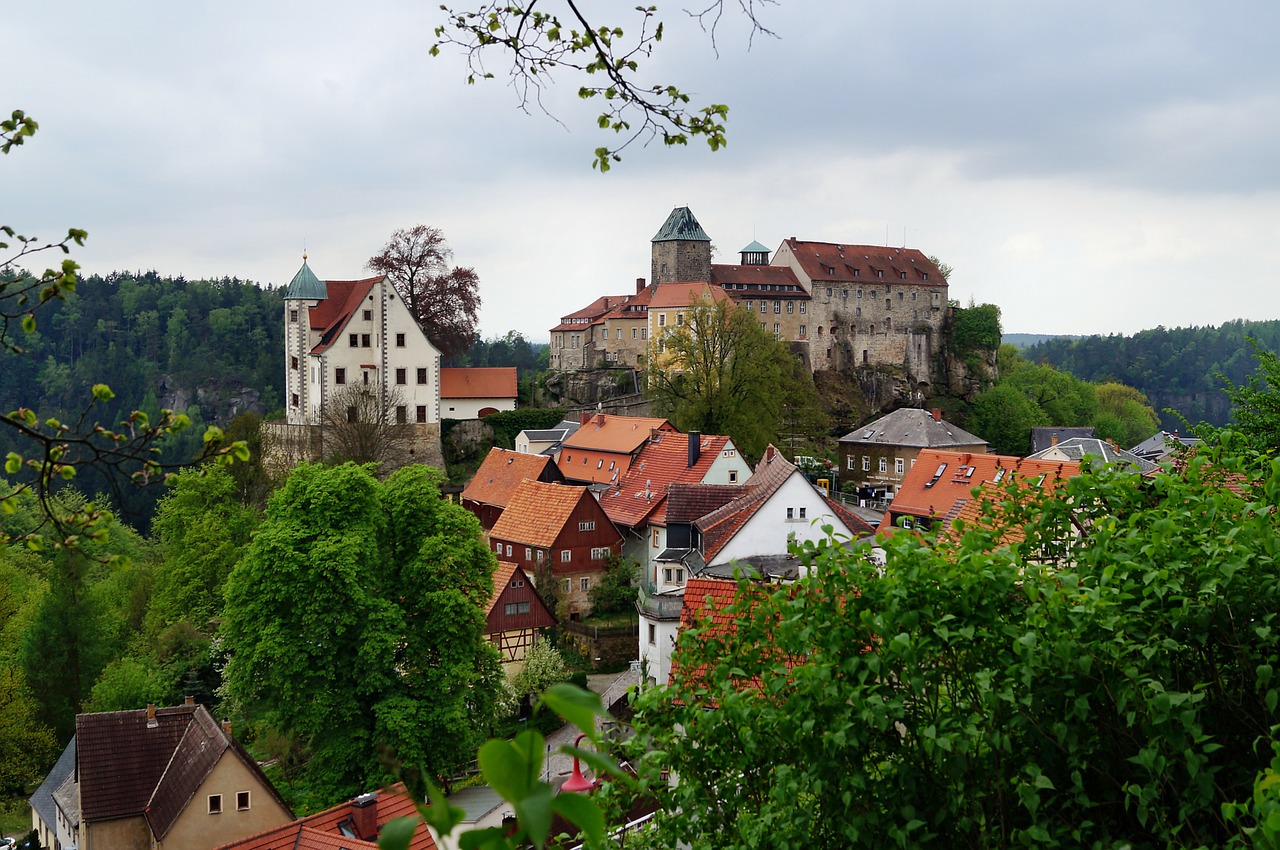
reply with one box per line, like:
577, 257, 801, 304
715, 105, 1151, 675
214, 783, 432, 850
647, 281, 729, 309
560, 414, 674, 455
879, 449, 1082, 534
599, 432, 731, 529
489, 480, 596, 549
441, 367, 518, 399
462, 449, 558, 509
488, 561, 518, 614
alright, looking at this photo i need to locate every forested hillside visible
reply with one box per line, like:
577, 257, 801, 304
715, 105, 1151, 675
0, 271, 285, 527
1025, 319, 1280, 431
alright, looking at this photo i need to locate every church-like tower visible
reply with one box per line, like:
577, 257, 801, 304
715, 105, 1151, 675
650, 206, 712, 285
282, 256, 326, 426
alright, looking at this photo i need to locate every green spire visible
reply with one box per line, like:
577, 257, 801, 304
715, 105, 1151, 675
652, 207, 711, 242
283, 257, 327, 300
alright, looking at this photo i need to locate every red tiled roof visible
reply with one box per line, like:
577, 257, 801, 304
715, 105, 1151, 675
879, 449, 1082, 534
598, 433, 731, 529
670, 577, 795, 696
309, 277, 382, 353
214, 784, 432, 850
821, 495, 877, 538
489, 480, 596, 548
647, 281, 729, 309
487, 561, 518, 614
441, 367, 517, 400
709, 263, 806, 293
560, 414, 674, 455
783, 241, 946, 288
665, 483, 751, 524
462, 449, 558, 509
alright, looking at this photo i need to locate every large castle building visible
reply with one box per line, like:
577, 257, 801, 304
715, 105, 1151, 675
549, 207, 949, 390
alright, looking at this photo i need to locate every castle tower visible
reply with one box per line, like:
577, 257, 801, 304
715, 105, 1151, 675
739, 240, 770, 265
650, 206, 711, 285
282, 256, 327, 426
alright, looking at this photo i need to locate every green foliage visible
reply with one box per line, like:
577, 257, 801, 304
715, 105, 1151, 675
950, 300, 1002, 353
967, 383, 1045, 454
623, 436, 1280, 847
511, 638, 569, 702
223, 463, 507, 799
482, 407, 567, 450
587, 555, 637, 616
648, 297, 822, 459
0, 664, 56, 796
85, 655, 170, 712
1222, 337, 1280, 451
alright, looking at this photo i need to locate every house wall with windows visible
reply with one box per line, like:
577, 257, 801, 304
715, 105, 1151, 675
159, 752, 292, 850
708, 471, 858, 567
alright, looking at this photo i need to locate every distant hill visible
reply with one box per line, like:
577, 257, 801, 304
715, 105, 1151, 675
1004, 333, 1082, 349
1024, 319, 1280, 431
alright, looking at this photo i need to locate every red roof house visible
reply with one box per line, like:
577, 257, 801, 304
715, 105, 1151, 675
213, 783, 433, 850
462, 448, 566, 530
440, 367, 518, 419
556, 413, 677, 486
486, 562, 557, 664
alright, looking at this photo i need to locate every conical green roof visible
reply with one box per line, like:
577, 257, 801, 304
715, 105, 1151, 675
652, 207, 711, 242
283, 259, 327, 300
740, 240, 770, 253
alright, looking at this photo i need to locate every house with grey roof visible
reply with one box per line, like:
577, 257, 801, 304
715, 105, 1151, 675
1027, 437, 1158, 474
29, 736, 76, 850
1030, 426, 1097, 454
838, 408, 988, 506
1129, 430, 1200, 463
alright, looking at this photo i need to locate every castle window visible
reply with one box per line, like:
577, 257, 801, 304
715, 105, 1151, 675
899, 292, 905, 300
632, 327, 637, 339
581, 577, 591, 590
842, 290, 848, 299
290, 393, 299, 407
347, 406, 358, 423
396, 406, 407, 424
818, 326, 824, 335
856, 307, 862, 317
676, 313, 683, 326
745, 300, 753, 311
787, 302, 794, 314
417, 368, 427, 384
395, 368, 406, 384
799, 302, 806, 314
641, 328, 647, 339
900, 272, 907, 280
361, 334, 371, 347
396, 332, 405, 347
363, 309, 373, 320
773, 301, 781, 314
826, 287, 832, 297
290, 356, 298, 370
349, 333, 359, 347
857, 289, 863, 299
922, 273, 929, 280
760, 302, 766, 314
416, 405, 427, 423
658, 313, 666, 327
912, 292, 918, 301
876, 270, 884, 278
773, 323, 780, 336
853, 269, 860, 277
335, 368, 346, 384
290, 309, 299, 322
799, 325, 807, 337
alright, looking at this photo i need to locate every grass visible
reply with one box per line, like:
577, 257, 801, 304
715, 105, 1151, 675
0, 796, 31, 841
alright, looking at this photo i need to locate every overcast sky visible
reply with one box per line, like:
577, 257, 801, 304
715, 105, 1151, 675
9, 1, 1280, 340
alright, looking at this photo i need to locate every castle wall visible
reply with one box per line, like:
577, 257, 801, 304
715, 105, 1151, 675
651, 240, 710, 285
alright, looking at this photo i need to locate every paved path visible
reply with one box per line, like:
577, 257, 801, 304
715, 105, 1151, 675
542, 670, 636, 786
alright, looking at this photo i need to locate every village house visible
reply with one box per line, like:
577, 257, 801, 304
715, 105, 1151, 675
514, 418, 581, 456
38, 702, 293, 850
487, 479, 624, 618
270, 257, 444, 468
440, 366, 518, 419
556, 412, 678, 486
638, 448, 875, 687
461, 447, 566, 530
486, 561, 557, 671
838, 407, 988, 506
213, 783, 434, 850
879, 448, 1083, 534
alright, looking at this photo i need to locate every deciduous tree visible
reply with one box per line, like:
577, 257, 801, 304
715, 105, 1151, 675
319, 384, 415, 473
367, 225, 480, 360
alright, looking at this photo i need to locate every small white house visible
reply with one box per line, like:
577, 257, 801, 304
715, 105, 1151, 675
440, 367, 518, 419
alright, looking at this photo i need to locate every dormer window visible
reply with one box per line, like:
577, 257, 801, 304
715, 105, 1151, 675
876, 270, 884, 278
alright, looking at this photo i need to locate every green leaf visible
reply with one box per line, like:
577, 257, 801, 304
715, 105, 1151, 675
541, 683, 604, 737
91, 383, 115, 402
378, 816, 419, 850
551, 792, 605, 848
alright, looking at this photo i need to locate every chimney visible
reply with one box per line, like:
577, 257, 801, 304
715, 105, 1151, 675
580, 411, 590, 426
595, 411, 605, 427
184, 695, 194, 705
765, 446, 776, 462
221, 719, 233, 737
146, 704, 158, 729
636, 277, 646, 294
351, 793, 378, 841
1051, 434, 1058, 446
930, 408, 941, 422
688, 431, 701, 468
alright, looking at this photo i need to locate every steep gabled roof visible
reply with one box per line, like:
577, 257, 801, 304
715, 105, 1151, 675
665, 483, 751, 524
489, 480, 602, 548
462, 448, 561, 509
1030, 426, 1097, 454
487, 561, 520, 614
696, 449, 797, 560
76, 704, 201, 823
30, 736, 76, 832
838, 408, 987, 450
782, 240, 946, 287
146, 708, 233, 838
709, 263, 805, 292
551, 295, 632, 330
652, 206, 711, 242
880, 449, 1082, 533
309, 277, 383, 353
598, 433, 732, 529
1027, 437, 1158, 474
441, 367, 518, 399
214, 784, 432, 850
